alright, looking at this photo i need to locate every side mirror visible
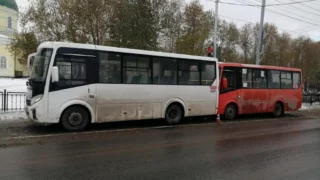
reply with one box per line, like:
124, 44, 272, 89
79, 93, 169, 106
222, 77, 228, 90
51, 66, 59, 83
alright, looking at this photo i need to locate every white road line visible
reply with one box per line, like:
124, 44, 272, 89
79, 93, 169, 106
306, 116, 319, 119
1, 123, 217, 140
0, 117, 309, 141
1, 126, 172, 140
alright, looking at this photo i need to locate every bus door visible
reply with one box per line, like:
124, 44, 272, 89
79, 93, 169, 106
221, 67, 249, 114
240, 68, 254, 114
251, 69, 268, 113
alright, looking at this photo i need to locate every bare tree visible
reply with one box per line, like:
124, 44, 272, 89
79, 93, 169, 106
7, 32, 39, 68
158, 0, 184, 53
175, 0, 211, 56
217, 20, 239, 62
239, 23, 254, 63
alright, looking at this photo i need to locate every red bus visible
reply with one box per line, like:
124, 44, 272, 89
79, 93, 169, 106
218, 62, 302, 120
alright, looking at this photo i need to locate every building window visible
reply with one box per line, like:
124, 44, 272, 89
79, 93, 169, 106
0, 57, 7, 69
8, 17, 12, 29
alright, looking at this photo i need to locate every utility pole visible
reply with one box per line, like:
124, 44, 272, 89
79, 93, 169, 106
214, 0, 219, 58
256, 0, 266, 65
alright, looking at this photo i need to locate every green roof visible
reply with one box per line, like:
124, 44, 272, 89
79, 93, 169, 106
0, 0, 18, 11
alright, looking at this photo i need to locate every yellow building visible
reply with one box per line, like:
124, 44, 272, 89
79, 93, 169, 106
0, 0, 27, 77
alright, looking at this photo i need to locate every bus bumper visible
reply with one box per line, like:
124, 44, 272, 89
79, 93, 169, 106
25, 100, 47, 124
25, 106, 41, 123
25, 103, 59, 124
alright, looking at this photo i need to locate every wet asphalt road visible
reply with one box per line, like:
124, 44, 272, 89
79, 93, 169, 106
0, 118, 320, 180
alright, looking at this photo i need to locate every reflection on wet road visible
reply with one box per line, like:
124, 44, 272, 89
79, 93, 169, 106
0, 118, 320, 180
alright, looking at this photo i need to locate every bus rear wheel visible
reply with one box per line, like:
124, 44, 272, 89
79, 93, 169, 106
165, 104, 183, 125
273, 102, 284, 117
60, 106, 90, 131
224, 104, 237, 120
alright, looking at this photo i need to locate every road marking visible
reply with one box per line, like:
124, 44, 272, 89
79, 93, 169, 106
306, 116, 319, 119
1, 125, 186, 140
2, 122, 218, 140
0, 117, 313, 141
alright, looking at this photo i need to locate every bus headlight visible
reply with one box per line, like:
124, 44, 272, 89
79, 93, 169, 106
31, 94, 43, 105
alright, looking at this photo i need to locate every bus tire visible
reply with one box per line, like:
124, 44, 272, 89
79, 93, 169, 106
273, 102, 284, 117
60, 106, 90, 131
165, 104, 183, 124
224, 104, 237, 120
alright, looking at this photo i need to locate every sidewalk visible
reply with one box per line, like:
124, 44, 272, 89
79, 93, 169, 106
0, 111, 26, 122
300, 103, 320, 110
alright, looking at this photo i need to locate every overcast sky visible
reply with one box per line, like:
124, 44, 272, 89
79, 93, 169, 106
16, 0, 320, 41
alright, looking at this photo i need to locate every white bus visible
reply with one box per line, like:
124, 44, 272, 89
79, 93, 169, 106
25, 42, 219, 131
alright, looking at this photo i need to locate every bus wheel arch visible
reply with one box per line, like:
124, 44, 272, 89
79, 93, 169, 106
165, 102, 184, 124
58, 100, 95, 123
224, 103, 238, 120
273, 101, 284, 117
60, 105, 91, 131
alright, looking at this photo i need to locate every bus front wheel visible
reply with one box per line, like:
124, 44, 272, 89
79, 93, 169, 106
224, 104, 237, 120
165, 104, 183, 124
60, 106, 90, 131
273, 102, 284, 117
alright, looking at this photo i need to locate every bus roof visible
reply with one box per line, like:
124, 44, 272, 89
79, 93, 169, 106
38, 41, 218, 62
218, 62, 301, 72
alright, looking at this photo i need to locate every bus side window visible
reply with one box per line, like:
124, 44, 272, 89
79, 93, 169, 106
201, 62, 216, 85
123, 55, 151, 84
242, 68, 252, 88
293, 72, 301, 89
178, 60, 200, 85
53, 54, 88, 89
268, 70, 280, 88
221, 67, 241, 93
252, 69, 267, 89
153, 58, 177, 85
280, 72, 292, 89
99, 52, 121, 84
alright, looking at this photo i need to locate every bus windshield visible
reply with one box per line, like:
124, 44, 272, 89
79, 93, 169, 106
30, 48, 53, 81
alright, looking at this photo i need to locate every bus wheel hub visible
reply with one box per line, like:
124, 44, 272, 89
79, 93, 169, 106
169, 110, 177, 119
69, 112, 82, 126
